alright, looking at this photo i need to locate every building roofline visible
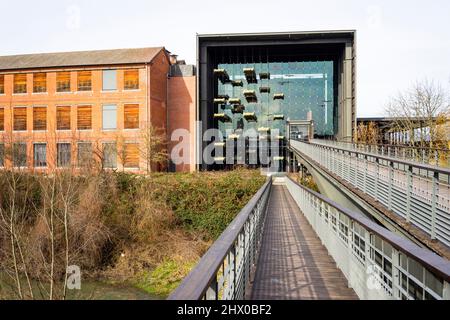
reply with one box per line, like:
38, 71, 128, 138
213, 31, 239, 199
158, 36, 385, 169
197, 29, 356, 39
0, 46, 167, 72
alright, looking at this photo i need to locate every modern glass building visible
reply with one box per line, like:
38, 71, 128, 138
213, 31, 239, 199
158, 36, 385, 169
197, 31, 356, 170
216, 60, 335, 138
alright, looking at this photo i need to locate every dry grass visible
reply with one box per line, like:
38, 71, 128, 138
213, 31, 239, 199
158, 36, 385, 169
0, 169, 265, 299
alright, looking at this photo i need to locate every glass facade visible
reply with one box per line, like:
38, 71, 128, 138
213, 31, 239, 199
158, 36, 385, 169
217, 61, 335, 138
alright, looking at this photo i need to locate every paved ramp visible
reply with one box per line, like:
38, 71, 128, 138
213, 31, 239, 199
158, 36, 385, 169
250, 185, 358, 300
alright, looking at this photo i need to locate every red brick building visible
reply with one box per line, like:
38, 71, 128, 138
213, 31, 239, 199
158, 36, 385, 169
0, 47, 197, 173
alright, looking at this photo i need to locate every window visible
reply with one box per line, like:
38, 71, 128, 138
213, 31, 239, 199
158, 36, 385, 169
124, 143, 139, 168
14, 74, 27, 94
0, 144, 4, 167
33, 107, 47, 131
33, 143, 47, 168
13, 143, 27, 167
103, 143, 117, 169
57, 143, 71, 167
57, 106, 71, 130
102, 104, 117, 130
77, 142, 92, 167
77, 71, 92, 91
77, 106, 92, 130
124, 104, 139, 129
0, 108, 4, 131
102, 70, 117, 91
13, 107, 27, 131
33, 73, 47, 93
0, 75, 4, 94
124, 69, 139, 90
57, 72, 71, 92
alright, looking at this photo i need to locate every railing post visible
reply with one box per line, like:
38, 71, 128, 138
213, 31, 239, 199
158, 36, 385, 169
375, 159, 380, 201
206, 279, 218, 300
347, 223, 353, 289
243, 223, 248, 298
251, 211, 255, 267
391, 248, 401, 299
363, 155, 368, 194
327, 147, 330, 170
406, 165, 412, 223
347, 151, 351, 183
229, 246, 236, 299
388, 161, 393, 211
431, 172, 438, 240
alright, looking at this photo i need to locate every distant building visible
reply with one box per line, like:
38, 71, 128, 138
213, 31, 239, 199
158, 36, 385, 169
357, 117, 450, 147
0, 30, 358, 173
0, 47, 196, 173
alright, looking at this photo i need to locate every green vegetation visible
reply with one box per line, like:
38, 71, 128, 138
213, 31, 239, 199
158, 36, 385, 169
149, 170, 266, 240
0, 169, 266, 299
136, 258, 197, 297
290, 172, 321, 193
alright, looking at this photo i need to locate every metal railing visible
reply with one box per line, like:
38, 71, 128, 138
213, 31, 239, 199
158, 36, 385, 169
168, 179, 272, 300
285, 176, 450, 300
314, 140, 450, 168
290, 140, 450, 247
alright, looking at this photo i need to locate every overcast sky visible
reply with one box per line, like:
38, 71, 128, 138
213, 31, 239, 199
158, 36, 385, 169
1, 0, 449, 117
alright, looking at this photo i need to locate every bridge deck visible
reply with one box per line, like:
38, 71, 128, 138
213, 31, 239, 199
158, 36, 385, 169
250, 185, 358, 300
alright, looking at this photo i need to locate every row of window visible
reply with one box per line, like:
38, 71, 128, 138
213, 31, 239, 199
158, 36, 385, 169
0, 142, 140, 169
0, 69, 140, 95
0, 104, 140, 131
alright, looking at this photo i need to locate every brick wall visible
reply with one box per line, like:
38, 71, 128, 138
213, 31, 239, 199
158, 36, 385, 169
167, 76, 196, 172
0, 55, 171, 173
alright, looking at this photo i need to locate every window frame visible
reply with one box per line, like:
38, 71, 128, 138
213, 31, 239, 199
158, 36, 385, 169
13, 74, 27, 94
124, 143, 140, 168
77, 105, 92, 130
0, 143, 4, 167
77, 71, 92, 92
102, 104, 117, 130
0, 74, 4, 94
124, 104, 140, 129
33, 143, 47, 168
0, 107, 4, 131
56, 71, 71, 93
103, 142, 117, 169
33, 73, 47, 93
124, 69, 139, 90
77, 142, 93, 168
57, 143, 72, 168
56, 106, 72, 131
13, 143, 27, 168
32, 106, 47, 131
13, 107, 28, 131
102, 69, 117, 92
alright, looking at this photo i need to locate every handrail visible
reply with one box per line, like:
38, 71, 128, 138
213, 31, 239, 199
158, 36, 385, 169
285, 176, 450, 299
309, 140, 450, 176
290, 139, 450, 246
286, 176, 450, 282
328, 140, 450, 153
168, 178, 272, 300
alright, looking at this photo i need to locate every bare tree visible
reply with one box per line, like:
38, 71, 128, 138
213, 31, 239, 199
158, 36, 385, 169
385, 79, 449, 150
114, 133, 127, 173
139, 125, 168, 174
356, 121, 381, 145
